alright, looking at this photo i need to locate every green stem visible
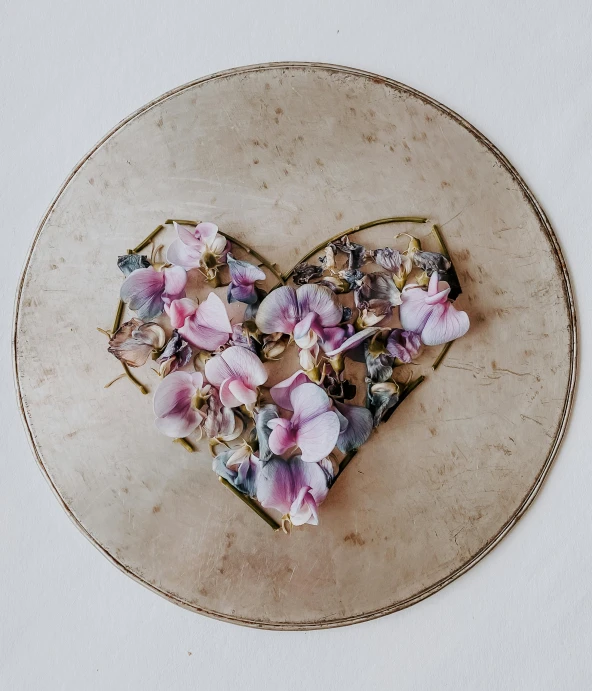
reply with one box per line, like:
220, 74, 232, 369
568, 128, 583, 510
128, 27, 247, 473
122, 362, 148, 395
218, 477, 281, 531
111, 298, 125, 334
132, 224, 165, 253
400, 374, 425, 401
173, 437, 195, 452
164, 219, 285, 284
431, 224, 451, 259
280, 216, 428, 284
432, 342, 453, 371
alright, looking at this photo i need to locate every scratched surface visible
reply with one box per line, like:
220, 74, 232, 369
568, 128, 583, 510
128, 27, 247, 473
14, 63, 575, 628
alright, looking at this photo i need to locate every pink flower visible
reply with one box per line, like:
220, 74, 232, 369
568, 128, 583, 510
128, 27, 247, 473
153, 371, 210, 438
120, 265, 187, 320
226, 253, 266, 304
400, 272, 470, 346
323, 326, 382, 357
385, 329, 422, 363
204, 345, 268, 409
165, 293, 232, 351
267, 382, 340, 462
256, 456, 330, 526
270, 370, 310, 409
255, 284, 342, 348
204, 387, 242, 441
167, 222, 230, 278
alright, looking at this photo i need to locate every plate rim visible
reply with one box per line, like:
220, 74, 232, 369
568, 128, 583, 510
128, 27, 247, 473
12, 61, 579, 630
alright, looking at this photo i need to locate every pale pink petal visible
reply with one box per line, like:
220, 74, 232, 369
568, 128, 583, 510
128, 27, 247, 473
153, 371, 193, 418
228, 378, 258, 405
204, 351, 234, 387
290, 382, 332, 425
323, 327, 381, 357
174, 222, 203, 248
425, 281, 452, 305
399, 287, 433, 334
290, 457, 330, 505
318, 325, 352, 353
194, 292, 232, 334
420, 302, 470, 346
296, 284, 342, 327
255, 286, 299, 335
268, 419, 297, 456
270, 371, 309, 410
195, 222, 219, 245
289, 486, 319, 526
256, 458, 293, 516
190, 371, 205, 389
293, 311, 317, 343
219, 378, 242, 408
227, 254, 266, 286
427, 270, 440, 297
213, 345, 267, 389
296, 411, 341, 462
165, 298, 198, 329
179, 317, 230, 351
166, 237, 203, 268
155, 410, 202, 438
162, 265, 187, 298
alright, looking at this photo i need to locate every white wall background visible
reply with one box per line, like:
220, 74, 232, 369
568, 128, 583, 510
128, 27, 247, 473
1, 1, 590, 689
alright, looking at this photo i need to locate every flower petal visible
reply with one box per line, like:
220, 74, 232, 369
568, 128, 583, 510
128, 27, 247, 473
165, 298, 198, 329
296, 284, 342, 327
205, 346, 267, 390
219, 377, 242, 408
255, 286, 299, 335
296, 411, 341, 462
228, 378, 258, 405
268, 419, 297, 457
293, 311, 317, 344
334, 401, 373, 453
120, 267, 165, 320
162, 265, 187, 299
270, 371, 310, 410
255, 404, 280, 461
399, 285, 433, 333
323, 326, 381, 357
289, 486, 319, 526
195, 292, 232, 333
420, 302, 470, 346
289, 457, 330, 505
290, 382, 332, 424
180, 293, 231, 351
153, 371, 193, 418
227, 253, 266, 286
256, 457, 294, 517
166, 237, 203, 269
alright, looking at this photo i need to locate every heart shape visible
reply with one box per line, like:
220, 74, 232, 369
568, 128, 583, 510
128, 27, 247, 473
103, 216, 470, 531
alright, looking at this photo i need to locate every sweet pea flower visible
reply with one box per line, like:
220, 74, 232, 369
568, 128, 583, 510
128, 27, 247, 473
399, 272, 470, 346
255, 284, 342, 349
204, 345, 268, 409
334, 401, 373, 453
226, 253, 266, 305
153, 371, 210, 438
204, 387, 242, 441
385, 329, 422, 363
108, 318, 166, 368
120, 265, 187, 320
267, 382, 340, 463
167, 222, 230, 279
165, 293, 232, 351
155, 330, 192, 377
254, 404, 280, 461
269, 370, 310, 410
213, 444, 261, 497
256, 456, 330, 526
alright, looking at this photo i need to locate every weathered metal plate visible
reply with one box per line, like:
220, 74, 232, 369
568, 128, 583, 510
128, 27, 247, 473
13, 63, 576, 629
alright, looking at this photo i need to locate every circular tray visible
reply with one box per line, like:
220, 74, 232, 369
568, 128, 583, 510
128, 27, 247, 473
14, 62, 576, 629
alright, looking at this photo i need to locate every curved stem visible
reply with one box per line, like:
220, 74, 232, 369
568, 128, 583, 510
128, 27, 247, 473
122, 362, 148, 395
432, 341, 453, 370
218, 477, 280, 531
111, 298, 125, 334
164, 219, 285, 284
279, 216, 428, 284
132, 224, 165, 253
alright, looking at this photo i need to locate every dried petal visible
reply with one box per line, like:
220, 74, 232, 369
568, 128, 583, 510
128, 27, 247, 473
108, 319, 166, 368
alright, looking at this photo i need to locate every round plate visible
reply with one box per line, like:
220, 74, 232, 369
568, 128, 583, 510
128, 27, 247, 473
14, 63, 576, 629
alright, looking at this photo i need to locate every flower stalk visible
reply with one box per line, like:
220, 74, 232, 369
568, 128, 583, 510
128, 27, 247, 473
173, 437, 195, 452
218, 476, 281, 531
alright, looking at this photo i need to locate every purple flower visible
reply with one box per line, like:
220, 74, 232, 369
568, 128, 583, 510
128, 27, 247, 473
385, 329, 422, 363
400, 272, 470, 346
267, 383, 341, 463
120, 265, 187, 320
334, 401, 373, 453
204, 345, 268, 409
256, 456, 330, 526
213, 445, 261, 497
155, 331, 192, 377
153, 371, 210, 438
226, 253, 266, 305
204, 387, 241, 441
255, 284, 342, 348
108, 318, 166, 368
165, 293, 232, 351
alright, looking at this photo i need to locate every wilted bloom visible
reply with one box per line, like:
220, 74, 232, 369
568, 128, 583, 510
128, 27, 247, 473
204, 345, 268, 409
120, 265, 187, 320
256, 456, 330, 526
108, 318, 166, 367
117, 253, 151, 276
292, 262, 324, 285
366, 380, 401, 426
386, 329, 422, 363
331, 236, 366, 270
166, 293, 232, 351
400, 272, 470, 346
204, 387, 242, 441
255, 284, 342, 349
364, 339, 394, 382
261, 332, 289, 360
373, 247, 413, 290
167, 222, 230, 279
267, 382, 341, 463
213, 444, 261, 497
155, 330, 192, 377
354, 273, 402, 316
334, 401, 373, 453
153, 371, 210, 437
318, 244, 336, 273
323, 373, 357, 401
226, 253, 266, 304
254, 404, 280, 461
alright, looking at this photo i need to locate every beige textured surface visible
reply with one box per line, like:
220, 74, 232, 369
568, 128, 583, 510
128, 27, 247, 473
14, 63, 575, 629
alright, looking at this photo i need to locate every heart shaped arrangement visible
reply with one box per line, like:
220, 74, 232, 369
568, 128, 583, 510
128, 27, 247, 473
100, 216, 470, 531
